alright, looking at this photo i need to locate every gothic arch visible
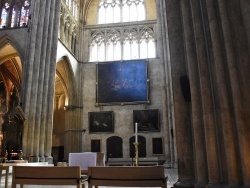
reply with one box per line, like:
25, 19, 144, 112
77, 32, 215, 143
0, 36, 23, 109
52, 55, 77, 164
0, 35, 25, 61
56, 55, 77, 105
0, 35, 24, 158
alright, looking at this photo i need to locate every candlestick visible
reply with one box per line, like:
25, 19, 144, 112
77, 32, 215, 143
133, 142, 140, 166
135, 123, 138, 143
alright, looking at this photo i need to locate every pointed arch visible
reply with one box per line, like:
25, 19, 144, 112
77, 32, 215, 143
0, 35, 23, 98
56, 55, 77, 106
0, 35, 25, 61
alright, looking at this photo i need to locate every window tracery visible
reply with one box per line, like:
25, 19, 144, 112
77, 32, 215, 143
89, 24, 156, 62
98, 0, 145, 24
88, 0, 156, 61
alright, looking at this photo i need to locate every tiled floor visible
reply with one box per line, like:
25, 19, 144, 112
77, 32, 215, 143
1, 167, 178, 188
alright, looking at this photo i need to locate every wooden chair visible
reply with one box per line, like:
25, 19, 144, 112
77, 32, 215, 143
12, 166, 87, 188
0, 165, 9, 188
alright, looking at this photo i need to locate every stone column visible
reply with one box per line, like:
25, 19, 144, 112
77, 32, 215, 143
43, 0, 61, 162
157, 0, 177, 168
180, 1, 207, 187
191, 1, 221, 186
206, 0, 239, 186
240, 0, 250, 56
221, 0, 250, 186
163, 1, 194, 187
21, 0, 61, 162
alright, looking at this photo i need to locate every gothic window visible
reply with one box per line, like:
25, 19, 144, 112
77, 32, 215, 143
89, 31, 105, 62
0, 0, 30, 29
89, 0, 156, 61
106, 30, 121, 61
139, 27, 155, 59
89, 26, 155, 61
20, 1, 30, 26
123, 28, 139, 60
0, 3, 9, 28
98, 0, 145, 24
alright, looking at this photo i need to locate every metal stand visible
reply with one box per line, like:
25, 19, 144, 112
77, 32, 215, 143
133, 142, 140, 166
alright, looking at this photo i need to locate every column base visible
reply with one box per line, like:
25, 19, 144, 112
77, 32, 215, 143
45, 156, 54, 164
194, 181, 206, 188
174, 179, 194, 188
205, 183, 224, 188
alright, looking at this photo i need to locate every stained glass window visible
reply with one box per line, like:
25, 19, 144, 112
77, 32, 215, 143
0, 1, 30, 28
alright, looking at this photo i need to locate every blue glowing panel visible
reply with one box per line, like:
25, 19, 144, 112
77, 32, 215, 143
96, 60, 149, 105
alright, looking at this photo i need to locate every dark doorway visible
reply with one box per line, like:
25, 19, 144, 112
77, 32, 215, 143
106, 136, 123, 159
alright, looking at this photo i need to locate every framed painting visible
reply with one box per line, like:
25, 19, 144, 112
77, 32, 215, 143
96, 60, 150, 106
133, 109, 160, 132
91, 139, 101, 152
152, 137, 164, 155
89, 111, 114, 133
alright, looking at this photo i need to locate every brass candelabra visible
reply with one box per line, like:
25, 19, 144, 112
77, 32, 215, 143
133, 142, 140, 166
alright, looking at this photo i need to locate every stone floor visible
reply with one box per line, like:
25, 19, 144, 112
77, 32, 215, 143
1, 167, 178, 188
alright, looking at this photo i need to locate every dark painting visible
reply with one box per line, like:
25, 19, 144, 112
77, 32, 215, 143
96, 60, 149, 105
89, 111, 114, 133
133, 109, 160, 132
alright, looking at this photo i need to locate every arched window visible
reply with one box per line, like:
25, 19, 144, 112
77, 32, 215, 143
123, 29, 139, 60
20, 1, 30, 26
106, 30, 121, 61
0, 3, 9, 27
139, 27, 156, 59
98, 0, 145, 24
0, 0, 30, 28
89, 0, 156, 62
89, 31, 105, 62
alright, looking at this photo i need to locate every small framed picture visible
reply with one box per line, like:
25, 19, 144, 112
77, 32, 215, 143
91, 139, 101, 152
89, 111, 114, 133
152, 137, 164, 155
133, 109, 160, 132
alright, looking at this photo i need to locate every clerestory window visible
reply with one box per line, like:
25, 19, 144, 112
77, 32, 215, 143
98, 0, 145, 24
89, 0, 156, 62
0, 0, 30, 29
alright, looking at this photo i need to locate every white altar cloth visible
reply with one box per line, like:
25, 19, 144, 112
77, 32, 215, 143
69, 152, 97, 170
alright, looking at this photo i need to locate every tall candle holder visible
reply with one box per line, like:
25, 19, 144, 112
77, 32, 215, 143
134, 122, 139, 166
133, 142, 140, 166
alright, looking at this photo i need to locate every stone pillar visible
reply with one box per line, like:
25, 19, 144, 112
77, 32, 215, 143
21, 0, 61, 161
206, 0, 239, 186
221, 0, 250, 186
180, 1, 207, 187
157, 0, 177, 168
163, 1, 194, 187
240, 0, 250, 56
191, 1, 221, 186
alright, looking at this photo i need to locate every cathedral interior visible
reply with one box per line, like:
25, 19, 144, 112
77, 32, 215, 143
0, 0, 249, 187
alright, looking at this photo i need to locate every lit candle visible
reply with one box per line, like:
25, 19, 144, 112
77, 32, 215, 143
135, 123, 138, 143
